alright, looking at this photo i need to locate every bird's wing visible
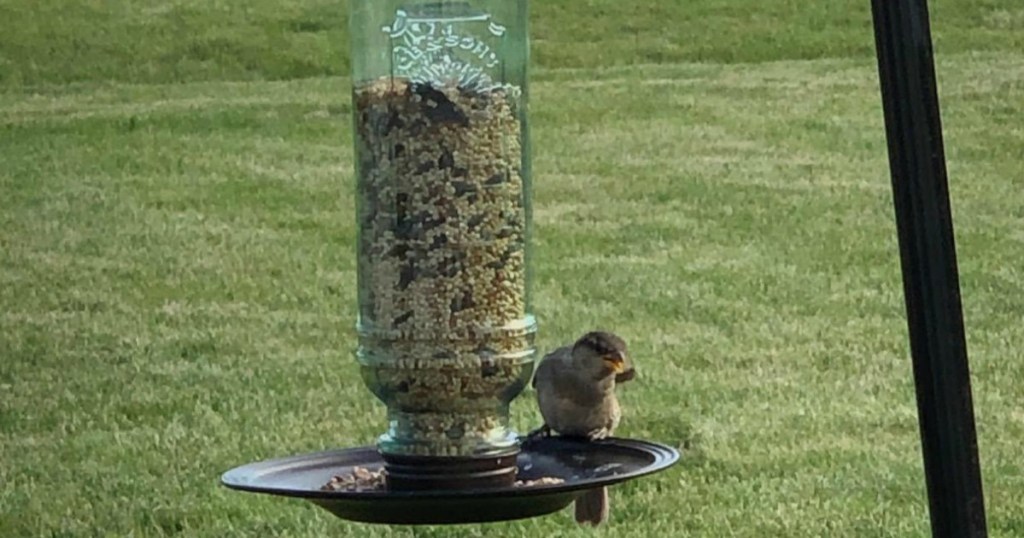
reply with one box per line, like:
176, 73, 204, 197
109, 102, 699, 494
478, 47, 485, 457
547, 350, 611, 409
532, 345, 571, 388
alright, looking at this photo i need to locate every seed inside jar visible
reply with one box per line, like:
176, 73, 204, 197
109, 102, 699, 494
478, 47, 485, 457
353, 77, 535, 457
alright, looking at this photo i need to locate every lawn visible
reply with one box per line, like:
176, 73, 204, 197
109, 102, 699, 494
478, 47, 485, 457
1, 0, 1022, 87
2, 1, 1024, 537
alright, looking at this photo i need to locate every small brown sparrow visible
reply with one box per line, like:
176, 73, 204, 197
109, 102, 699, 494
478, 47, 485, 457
528, 331, 635, 525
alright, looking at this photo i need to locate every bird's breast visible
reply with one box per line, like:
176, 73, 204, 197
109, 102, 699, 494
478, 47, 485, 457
538, 390, 620, 437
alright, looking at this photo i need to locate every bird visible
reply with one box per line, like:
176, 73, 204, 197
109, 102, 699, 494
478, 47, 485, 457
528, 330, 635, 525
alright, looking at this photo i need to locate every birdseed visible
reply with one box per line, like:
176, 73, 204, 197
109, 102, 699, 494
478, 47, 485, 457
321, 466, 388, 492
513, 477, 566, 487
353, 77, 535, 457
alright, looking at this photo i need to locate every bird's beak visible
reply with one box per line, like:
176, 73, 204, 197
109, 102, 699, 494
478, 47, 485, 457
603, 351, 626, 373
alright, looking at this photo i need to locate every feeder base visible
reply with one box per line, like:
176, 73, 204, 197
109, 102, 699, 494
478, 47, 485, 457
220, 437, 680, 525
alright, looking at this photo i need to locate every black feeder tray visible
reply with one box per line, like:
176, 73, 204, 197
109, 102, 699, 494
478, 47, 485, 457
221, 436, 679, 525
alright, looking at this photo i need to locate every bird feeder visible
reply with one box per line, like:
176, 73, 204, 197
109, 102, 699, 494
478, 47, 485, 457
221, 0, 678, 525
349, 0, 535, 489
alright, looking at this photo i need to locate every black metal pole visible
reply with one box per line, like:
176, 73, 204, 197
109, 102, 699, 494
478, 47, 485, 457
868, 1, 988, 537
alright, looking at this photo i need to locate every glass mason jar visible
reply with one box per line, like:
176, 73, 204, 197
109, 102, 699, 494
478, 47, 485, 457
348, 0, 534, 486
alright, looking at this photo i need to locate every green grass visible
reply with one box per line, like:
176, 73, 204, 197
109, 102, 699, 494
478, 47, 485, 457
1, 0, 1023, 87
3, 1, 1024, 537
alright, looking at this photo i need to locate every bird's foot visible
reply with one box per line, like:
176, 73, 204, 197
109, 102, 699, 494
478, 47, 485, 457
522, 425, 552, 445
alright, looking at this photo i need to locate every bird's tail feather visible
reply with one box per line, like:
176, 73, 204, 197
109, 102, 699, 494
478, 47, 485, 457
574, 487, 609, 525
